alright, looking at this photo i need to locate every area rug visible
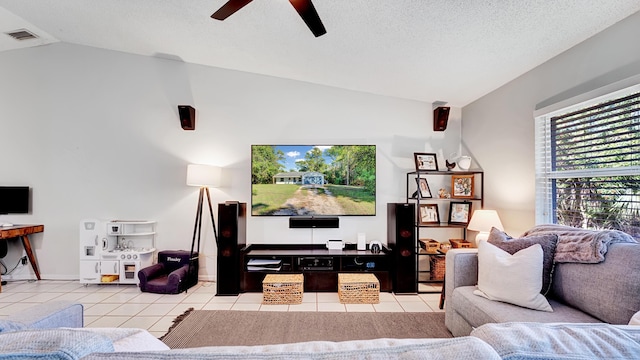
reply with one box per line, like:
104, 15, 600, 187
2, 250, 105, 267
161, 309, 452, 348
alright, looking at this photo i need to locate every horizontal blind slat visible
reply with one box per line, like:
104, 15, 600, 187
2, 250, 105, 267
551, 92, 640, 122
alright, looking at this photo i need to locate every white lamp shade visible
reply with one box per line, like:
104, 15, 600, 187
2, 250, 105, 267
467, 209, 504, 233
186, 164, 221, 187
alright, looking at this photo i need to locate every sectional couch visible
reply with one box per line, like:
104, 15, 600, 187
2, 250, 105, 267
445, 240, 640, 337
1, 301, 640, 359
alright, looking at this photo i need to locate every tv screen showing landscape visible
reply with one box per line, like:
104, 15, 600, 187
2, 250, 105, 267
251, 145, 376, 216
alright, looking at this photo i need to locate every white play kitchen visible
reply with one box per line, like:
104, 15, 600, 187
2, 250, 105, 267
79, 219, 156, 285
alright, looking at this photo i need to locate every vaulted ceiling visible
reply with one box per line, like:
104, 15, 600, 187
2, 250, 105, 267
2, 1, 640, 106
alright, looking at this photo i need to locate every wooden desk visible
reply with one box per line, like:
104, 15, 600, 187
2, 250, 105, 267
0, 224, 44, 282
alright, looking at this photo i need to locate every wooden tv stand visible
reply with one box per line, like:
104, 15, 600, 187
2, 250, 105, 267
240, 244, 393, 292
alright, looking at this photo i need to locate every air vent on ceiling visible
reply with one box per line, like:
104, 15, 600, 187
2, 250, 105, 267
5, 29, 38, 41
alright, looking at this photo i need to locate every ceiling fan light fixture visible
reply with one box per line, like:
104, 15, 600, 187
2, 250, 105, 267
289, 0, 326, 37
211, 0, 326, 37
211, 0, 252, 20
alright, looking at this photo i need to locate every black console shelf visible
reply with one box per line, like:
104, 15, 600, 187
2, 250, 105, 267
240, 244, 393, 292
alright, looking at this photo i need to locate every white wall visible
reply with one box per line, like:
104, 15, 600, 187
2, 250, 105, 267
0, 42, 462, 280
462, 11, 640, 236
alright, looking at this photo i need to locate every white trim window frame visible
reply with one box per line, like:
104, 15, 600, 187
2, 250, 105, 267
535, 84, 640, 238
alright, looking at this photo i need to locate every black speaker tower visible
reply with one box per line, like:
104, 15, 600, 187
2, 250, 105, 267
387, 203, 417, 294
216, 201, 246, 295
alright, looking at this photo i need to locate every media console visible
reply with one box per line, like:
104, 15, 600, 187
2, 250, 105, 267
240, 244, 393, 292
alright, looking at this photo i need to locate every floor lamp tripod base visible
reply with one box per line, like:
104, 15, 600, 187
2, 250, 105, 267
188, 187, 218, 293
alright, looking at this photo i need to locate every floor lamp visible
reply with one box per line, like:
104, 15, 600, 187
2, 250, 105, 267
186, 164, 221, 290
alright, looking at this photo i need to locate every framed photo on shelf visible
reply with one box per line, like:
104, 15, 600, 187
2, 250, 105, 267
414, 152, 439, 172
419, 204, 440, 225
451, 174, 474, 198
415, 178, 432, 198
449, 201, 472, 225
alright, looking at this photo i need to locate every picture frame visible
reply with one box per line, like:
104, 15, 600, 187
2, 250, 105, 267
448, 201, 472, 225
415, 177, 432, 198
418, 204, 440, 225
451, 174, 474, 198
414, 152, 439, 172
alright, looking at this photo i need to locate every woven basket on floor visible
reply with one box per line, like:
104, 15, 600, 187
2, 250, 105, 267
262, 274, 304, 305
429, 256, 446, 280
338, 273, 380, 304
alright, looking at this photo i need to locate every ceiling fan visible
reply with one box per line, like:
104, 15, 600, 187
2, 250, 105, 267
211, 0, 327, 37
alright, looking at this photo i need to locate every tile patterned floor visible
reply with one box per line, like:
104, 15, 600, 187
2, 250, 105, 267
0, 280, 443, 338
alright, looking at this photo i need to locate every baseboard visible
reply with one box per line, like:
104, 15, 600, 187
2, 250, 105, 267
198, 274, 215, 282
3, 274, 79, 281
2, 273, 216, 283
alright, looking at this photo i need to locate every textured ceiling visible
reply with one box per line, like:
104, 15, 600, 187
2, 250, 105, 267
1, 1, 640, 106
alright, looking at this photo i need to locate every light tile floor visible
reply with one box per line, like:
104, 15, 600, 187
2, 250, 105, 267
0, 280, 443, 338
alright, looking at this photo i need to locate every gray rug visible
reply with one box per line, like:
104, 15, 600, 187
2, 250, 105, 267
161, 309, 452, 348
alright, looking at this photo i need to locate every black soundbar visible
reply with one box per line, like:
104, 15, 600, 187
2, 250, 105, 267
289, 216, 339, 229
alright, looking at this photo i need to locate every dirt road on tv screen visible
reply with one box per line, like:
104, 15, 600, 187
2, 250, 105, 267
272, 187, 344, 215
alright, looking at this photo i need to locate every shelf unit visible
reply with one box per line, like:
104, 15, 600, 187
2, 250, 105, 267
406, 170, 483, 293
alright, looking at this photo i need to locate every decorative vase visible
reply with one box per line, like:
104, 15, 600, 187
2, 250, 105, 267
457, 156, 471, 170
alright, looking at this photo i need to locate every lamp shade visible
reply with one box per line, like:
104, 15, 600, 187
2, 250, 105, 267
186, 164, 221, 187
467, 209, 504, 233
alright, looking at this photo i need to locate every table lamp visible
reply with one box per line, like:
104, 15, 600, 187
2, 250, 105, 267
467, 209, 503, 243
186, 164, 221, 288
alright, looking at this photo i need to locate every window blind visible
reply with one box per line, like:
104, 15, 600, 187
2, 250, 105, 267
551, 92, 640, 171
535, 85, 640, 238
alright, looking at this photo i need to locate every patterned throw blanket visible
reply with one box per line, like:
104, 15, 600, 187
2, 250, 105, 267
523, 224, 637, 263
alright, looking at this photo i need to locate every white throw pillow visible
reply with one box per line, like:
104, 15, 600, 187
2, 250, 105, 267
630, 311, 640, 325
474, 241, 553, 312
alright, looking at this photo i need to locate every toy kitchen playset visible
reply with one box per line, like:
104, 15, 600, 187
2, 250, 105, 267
79, 219, 156, 285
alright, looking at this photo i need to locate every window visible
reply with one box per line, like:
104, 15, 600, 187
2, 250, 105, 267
535, 85, 640, 239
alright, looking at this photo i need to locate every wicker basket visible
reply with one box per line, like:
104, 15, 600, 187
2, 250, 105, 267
338, 273, 380, 304
262, 274, 304, 305
419, 239, 440, 254
429, 256, 446, 281
449, 239, 471, 248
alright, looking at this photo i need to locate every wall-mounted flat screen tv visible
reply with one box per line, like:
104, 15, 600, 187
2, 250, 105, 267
0, 186, 30, 214
251, 145, 376, 216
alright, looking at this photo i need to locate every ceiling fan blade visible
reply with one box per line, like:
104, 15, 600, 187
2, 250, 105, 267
289, 0, 327, 37
211, 0, 253, 20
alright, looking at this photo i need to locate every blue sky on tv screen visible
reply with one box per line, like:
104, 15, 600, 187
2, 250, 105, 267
275, 145, 333, 172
